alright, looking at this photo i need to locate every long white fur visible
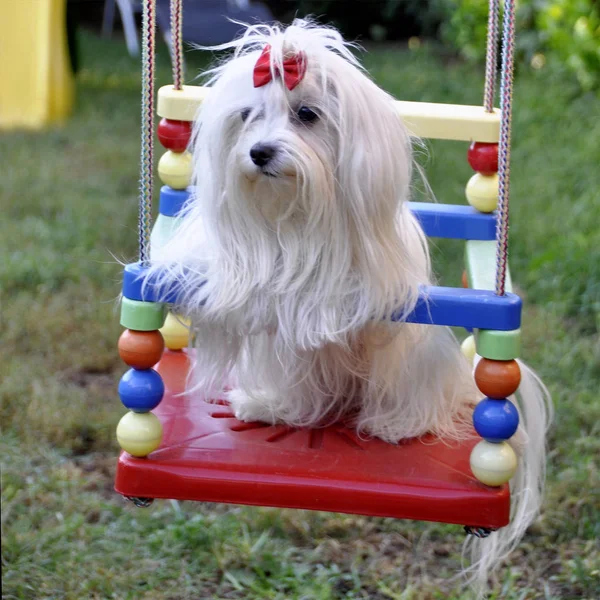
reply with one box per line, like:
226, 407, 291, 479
149, 19, 552, 593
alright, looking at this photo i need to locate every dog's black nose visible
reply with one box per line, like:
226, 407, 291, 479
250, 143, 276, 167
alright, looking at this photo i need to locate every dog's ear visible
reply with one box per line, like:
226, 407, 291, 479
333, 71, 412, 226
321, 66, 429, 327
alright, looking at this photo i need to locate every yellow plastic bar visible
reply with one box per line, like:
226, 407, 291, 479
157, 85, 500, 142
0, 0, 74, 130
397, 101, 499, 142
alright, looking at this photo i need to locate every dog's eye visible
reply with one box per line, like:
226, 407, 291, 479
297, 106, 318, 123
241, 108, 251, 122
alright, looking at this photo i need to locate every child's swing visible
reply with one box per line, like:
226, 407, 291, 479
115, 0, 524, 536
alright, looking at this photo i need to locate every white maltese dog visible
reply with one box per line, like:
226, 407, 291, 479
150, 19, 551, 592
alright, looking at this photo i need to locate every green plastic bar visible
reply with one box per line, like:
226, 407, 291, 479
465, 240, 521, 359
465, 240, 513, 292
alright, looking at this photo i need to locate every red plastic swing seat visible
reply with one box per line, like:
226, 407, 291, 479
115, 350, 510, 529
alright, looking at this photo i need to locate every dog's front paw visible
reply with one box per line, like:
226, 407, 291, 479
226, 388, 279, 424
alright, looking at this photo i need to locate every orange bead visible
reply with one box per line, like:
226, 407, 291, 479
462, 270, 469, 288
118, 329, 165, 369
474, 358, 521, 398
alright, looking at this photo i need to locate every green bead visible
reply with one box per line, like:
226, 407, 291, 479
120, 298, 167, 331
477, 328, 521, 360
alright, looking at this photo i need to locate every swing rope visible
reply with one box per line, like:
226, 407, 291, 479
483, 0, 499, 113
170, 0, 184, 90
138, 0, 156, 266
495, 0, 517, 296
138, 1, 516, 296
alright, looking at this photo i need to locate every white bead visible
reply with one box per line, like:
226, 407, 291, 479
470, 440, 517, 486
116, 411, 162, 457
160, 312, 190, 351
461, 335, 477, 365
158, 150, 192, 189
465, 172, 499, 213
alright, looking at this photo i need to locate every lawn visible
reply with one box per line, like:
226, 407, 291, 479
1, 30, 599, 600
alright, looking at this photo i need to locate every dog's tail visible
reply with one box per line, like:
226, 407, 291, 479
463, 360, 553, 595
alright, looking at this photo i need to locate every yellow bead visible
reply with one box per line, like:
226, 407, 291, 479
470, 440, 517, 486
160, 312, 190, 350
465, 173, 499, 213
157, 150, 192, 189
116, 411, 163, 457
461, 335, 477, 365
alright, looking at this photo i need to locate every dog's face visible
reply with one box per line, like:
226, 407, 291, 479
236, 72, 331, 183
196, 30, 412, 227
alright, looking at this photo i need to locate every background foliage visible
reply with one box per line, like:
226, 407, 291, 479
267, 0, 600, 91
1, 27, 599, 598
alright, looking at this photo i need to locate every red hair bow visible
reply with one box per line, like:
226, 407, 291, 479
253, 45, 307, 91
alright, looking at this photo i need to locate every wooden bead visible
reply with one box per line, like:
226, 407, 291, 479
461, 335, 477, 365
462, 270, 469, 288
473, 398, 519, 442
116, 411, 163, 457
467, 142, 498, 175
470, 440, 517, 486
118, 368, 164, 412
465, 173, 498, 213
118, 329, 164, 369
160, 312, 190, 351
475, 358, 521, 398
157, 150, 192, 189
157, 118, 192, 152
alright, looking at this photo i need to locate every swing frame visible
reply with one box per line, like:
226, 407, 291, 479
114, 0, 523, 535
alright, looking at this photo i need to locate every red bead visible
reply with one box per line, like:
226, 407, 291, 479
474, 359, 522, 398
462, 270, 469, 288
118, 329, 165, 369
467, 142, 498, 175
157, 118, 192, 152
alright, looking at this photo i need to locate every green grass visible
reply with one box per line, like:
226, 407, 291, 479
1, 31, 599, 599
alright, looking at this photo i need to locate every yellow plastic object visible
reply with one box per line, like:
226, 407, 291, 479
157, 85, 208, 121
156, 85, 500, 142
160, 312, 191, 350
397, 101, 500, 142
158, 150, 193, 189
470, 440, 517, 486
465, 173, 499, 213
0, 0, 74, 130
461, 335, 477, 365
116, 411, 163, 457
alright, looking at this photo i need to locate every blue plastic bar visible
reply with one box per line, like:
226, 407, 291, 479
409, 202, 496, 240
123, 269, 521, 331
398, 286, 522, 330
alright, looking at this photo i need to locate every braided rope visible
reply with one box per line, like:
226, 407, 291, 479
170, 0, 184, 89
484, 0, 500, 112
495, 0, 516, 296
138, 0, 156, 266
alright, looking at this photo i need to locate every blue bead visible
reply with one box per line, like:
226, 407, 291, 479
473, 398, 519, 442
118, 368, 165, 412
